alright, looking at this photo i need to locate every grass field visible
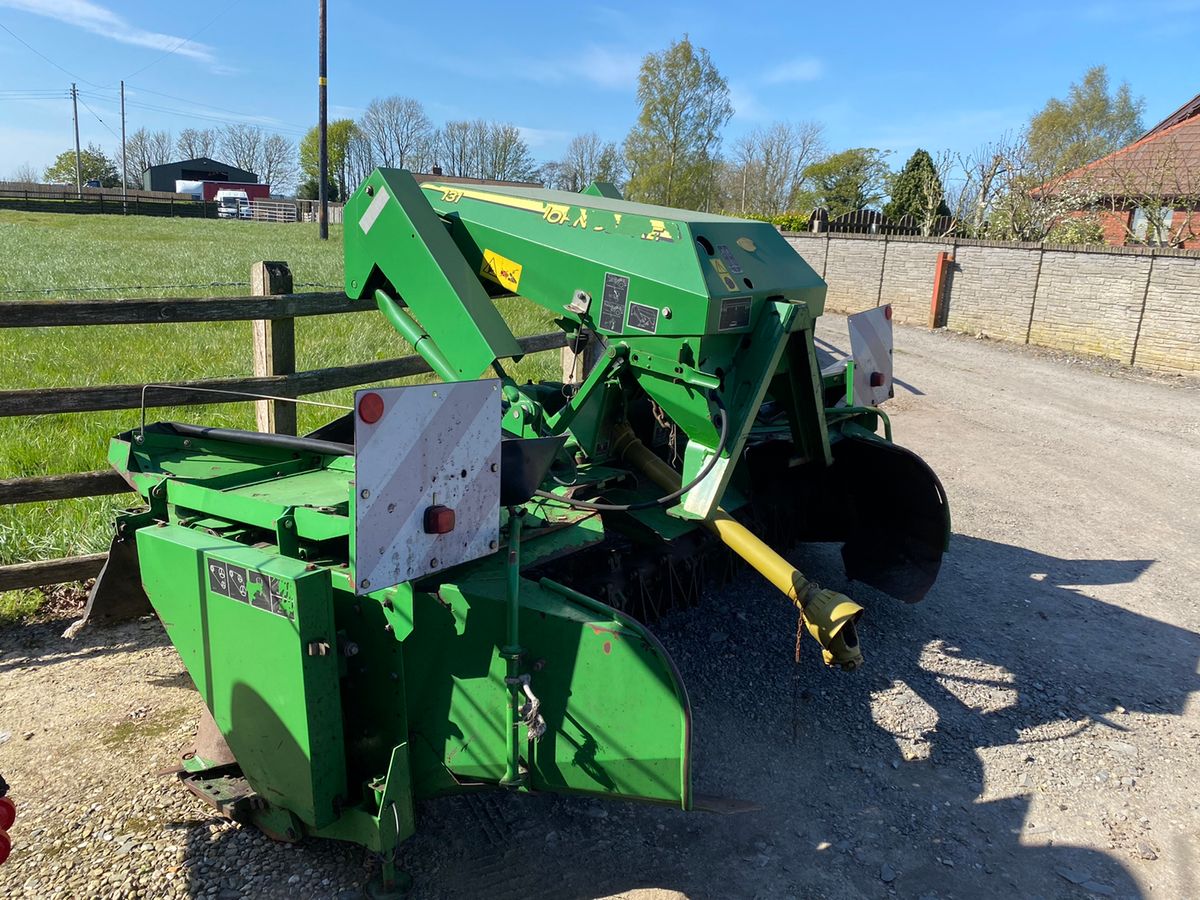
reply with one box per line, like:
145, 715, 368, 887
0, 210, 562, 621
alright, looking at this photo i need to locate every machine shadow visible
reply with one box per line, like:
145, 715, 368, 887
168, 532, 1196, 899
394, 533, 1195, 899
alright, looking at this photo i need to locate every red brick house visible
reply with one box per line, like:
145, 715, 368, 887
1055, 92, 1200, 248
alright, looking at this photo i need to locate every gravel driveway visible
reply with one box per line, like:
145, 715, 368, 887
1, 319, 1198, 899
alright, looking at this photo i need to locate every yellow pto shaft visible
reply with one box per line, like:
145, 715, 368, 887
612, 425, 864, 670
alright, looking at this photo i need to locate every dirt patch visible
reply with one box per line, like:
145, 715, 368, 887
1, 318, 1198, 899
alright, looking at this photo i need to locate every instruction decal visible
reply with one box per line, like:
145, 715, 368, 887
718, 296, 752, 331
226, 565, 249, 603
207, 556, 294, 621
627, 302, 659, 334
716, 244, 743, 274
480, 249, 522, 292
599, 272, 629, 332
207, 560, 229, 596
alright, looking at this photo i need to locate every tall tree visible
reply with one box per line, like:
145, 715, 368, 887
44, 144, 119, 186
176, 128, 218, 159
437, 120, 474, 176
434, 120, 536, 181
259, 134, 297, 194
884, 149, 951, 227
360, 96, 433, 170
124, 128, 173, 185
220, 124, 264, 175
479, 122, 537, 181
624, 36, 733, 209
559, 132, 625, 192
803, 148, 891, 217
1027, 65, 1144, 175
727, 121, 825, 216
301, 119, 359, 199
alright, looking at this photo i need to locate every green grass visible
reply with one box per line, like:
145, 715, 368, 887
0, 210, 561, 623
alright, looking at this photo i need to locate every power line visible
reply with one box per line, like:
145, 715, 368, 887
79, 91, 307, 137
125, 83, 308, 131
76, 94, 121, 141
0, 22, 107, 88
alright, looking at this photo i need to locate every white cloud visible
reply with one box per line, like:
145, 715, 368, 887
729, 83, 769, 123
762, 57, 824, 85
568, 46, 641, 90
0, 0, 215, 63
517, 125, 572, 150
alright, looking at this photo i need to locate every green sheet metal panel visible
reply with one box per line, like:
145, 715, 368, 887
137, 524, 348, 828
402, 572, 690, 808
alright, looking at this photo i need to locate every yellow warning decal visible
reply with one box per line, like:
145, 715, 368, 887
481, 249, 522, 292
710, 258, 738, 291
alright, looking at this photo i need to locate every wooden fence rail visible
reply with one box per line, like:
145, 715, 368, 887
0, 261, 568, 595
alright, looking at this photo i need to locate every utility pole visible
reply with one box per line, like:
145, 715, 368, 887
317, 0, 328, 240
71, 82, 82, 197
120, 80, 127, 199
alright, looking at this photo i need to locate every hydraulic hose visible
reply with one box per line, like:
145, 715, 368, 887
533, 393, 728, 512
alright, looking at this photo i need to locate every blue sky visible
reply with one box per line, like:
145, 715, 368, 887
1, 0, 1198, 180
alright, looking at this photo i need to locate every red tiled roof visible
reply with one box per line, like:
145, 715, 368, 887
1054, 110, 1200, 199
1139, 91, 1200, 139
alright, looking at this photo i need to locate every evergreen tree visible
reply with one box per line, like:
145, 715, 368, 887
884, 149, 950, 222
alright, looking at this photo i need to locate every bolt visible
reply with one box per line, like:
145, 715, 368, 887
430, 558, 439, 568
662, 307, 672, 318
384, 623, 394, 634
389, 671, 399, 681
360, 579, 370, 589
490, 462, 499, 473
360, 489, 370, 499
283, 520, 293, 529
383, 598, 394, 611
489, 540, 498, 550
183, 439, 192, 448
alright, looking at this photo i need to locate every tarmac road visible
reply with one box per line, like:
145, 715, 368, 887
1, 318, 1197, 899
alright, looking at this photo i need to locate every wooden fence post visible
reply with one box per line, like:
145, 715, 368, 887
251, 261, 297, 435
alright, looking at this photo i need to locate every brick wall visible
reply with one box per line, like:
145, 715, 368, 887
784, 232, 1200, 374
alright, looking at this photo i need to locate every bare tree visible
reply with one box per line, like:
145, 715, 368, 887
220, 124, 264, 176
725, 121, 825, 216
176, 128, 219, 159
8, 161, 40, 183
124, 128, 173, 185
360, 96, 433, 170
346, 126, 376, 190
558, 132, 625, 192
438, 121, 473, 176
259, 134, 297, 194
481, 123, 537, 182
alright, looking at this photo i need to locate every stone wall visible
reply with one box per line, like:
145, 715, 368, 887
783, 232, 1200, 374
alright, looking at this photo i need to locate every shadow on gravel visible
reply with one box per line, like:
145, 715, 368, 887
164, 534, 1198, 899
0, 617, 165, 673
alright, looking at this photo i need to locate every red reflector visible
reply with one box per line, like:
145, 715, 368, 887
0, 797, 13, 832
884, 304, 893, 320
423, 505, 455, 535
0, 827, 10, 866
358, 391, 385, 424
870, 372, 885, 387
